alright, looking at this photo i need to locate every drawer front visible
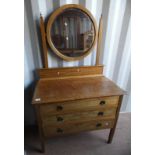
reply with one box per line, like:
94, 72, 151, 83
42, 108, 117, 126
40, 96, 119, 115
43, 119, 115, 137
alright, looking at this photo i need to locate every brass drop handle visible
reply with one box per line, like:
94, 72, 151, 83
57, 105, 63, 111
57, 128, 63, 133
100, 101, 106, 105
96, 123, 102, 127
57, 117, 63, 122
98, 112, 104, 116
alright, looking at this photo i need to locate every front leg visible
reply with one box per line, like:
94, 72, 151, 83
108, 95, 123, 143
40, 136, 45, 153
108, 127, 116, 143
35, 106, 45, 153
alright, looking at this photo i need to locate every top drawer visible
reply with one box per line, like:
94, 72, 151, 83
40, 96, 119, 115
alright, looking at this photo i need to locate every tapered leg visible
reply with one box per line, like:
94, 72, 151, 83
107, 95, 123, 143
35, 106, 45, 153
108, 127, 116, 143
40, 135, 45, 153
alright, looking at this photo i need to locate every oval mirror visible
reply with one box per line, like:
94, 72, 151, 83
47, 4, 97, 61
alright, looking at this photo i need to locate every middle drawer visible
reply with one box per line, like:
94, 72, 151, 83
41, 108, 117, 126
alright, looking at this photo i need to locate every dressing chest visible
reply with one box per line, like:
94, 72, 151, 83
32, 4, 125, 153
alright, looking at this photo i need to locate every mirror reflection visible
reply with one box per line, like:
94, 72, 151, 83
51, 8, 95, 57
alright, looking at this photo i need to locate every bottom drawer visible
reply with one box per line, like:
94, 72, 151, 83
43, 119, 114, 137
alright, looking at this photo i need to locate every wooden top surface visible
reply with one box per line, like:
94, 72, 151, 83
32, 76, 125, 104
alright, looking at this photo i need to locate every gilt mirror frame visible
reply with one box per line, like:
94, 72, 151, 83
46, 4, 98, 61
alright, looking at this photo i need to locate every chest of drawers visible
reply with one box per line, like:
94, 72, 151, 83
32, 65, 125, 152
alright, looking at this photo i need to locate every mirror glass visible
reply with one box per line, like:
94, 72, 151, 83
50, 8, 95, 57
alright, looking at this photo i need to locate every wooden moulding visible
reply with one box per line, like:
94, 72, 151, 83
37, 65, 104, 79
46, 4, 98, 61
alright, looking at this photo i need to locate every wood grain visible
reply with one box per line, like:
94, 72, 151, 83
108, 95, 123, 143
41, 108, 117, 126
38, 65, 104, 79
40, 15, 48, 68
43, 119, 115, 137
33, 5, 126, 153
32, 76, 125, 104
35, 106, 45, 153
39, 96, 119, 115
46, 4, 98, 61
96, 14, 103, 65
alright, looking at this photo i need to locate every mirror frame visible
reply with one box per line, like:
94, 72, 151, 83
46, 4, 98, 61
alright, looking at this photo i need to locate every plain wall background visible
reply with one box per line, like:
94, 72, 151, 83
24, 0, 131, 125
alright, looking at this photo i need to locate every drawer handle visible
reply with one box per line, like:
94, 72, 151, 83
96, 123, 102, 127
98, 112, 104, 116
57, 105, 63, 111
57, 117, 63, 122
57, 128, 63, 133
100, 101, 106, 105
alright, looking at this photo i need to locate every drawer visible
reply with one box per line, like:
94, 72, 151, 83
40, 96, 119, 115
42, 108, 117, 126
43, 119, 115, 137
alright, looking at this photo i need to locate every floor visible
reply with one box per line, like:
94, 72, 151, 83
24, 113, 131, 155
